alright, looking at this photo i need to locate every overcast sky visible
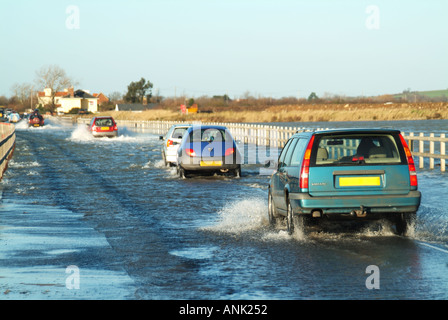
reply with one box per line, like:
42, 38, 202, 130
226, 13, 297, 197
1, 0, 446, 99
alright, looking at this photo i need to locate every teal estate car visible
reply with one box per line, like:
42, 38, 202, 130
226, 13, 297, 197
268, 129, 421, 236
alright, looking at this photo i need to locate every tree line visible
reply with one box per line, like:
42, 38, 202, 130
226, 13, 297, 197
1, 65, 154, 114
2, 65, 446, 114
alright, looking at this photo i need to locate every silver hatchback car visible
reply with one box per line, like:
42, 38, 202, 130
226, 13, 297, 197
176, 125, 242, 178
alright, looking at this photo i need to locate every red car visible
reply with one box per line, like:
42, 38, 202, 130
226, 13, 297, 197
28, 111, 44, 127
88, 116, 118, 138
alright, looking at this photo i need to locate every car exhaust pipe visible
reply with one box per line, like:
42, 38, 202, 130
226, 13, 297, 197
311, 210, 322, 218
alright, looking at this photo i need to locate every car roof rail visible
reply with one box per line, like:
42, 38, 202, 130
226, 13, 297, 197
295, 128, 316, 133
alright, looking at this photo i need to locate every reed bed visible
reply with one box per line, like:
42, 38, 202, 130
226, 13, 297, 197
95, 102, 448, 123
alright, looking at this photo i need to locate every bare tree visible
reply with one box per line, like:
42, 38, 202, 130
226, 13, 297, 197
108, 91, 123, 104
11, 82, 32, 107
35, 65, 77, 112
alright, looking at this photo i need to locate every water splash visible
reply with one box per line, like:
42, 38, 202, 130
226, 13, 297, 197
68, 124, 155, 143
202, 197, 268, 234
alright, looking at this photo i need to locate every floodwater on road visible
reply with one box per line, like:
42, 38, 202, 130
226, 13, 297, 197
1, 117, 448, 300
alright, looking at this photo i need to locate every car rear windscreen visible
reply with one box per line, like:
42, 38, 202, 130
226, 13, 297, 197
95, 118, 113, 126
189, 128, 230, 142
172, 128, 188, 139
313, 133, 404, 166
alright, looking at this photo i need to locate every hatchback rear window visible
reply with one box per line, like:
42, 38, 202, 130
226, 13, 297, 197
312, 133, 404, 166
172, 128, 188, 139
189, 128, 230, 142
95, 118, 114, 126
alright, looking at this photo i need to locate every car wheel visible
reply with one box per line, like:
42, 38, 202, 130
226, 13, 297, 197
286, 201, 295, 235
268, 191, 278, 228
162, 152, 168, 167
286, 200, 307, 236
178, 166, 188, 179
233, 165, 242, 178
395, 212, 416, 236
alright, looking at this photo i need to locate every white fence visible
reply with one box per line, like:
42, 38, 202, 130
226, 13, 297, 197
77, 118, 448, 172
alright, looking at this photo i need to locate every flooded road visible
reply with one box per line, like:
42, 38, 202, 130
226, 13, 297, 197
1, 118, 448, 300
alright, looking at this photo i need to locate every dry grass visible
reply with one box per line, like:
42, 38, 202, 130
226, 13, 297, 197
88, 102, 448, 123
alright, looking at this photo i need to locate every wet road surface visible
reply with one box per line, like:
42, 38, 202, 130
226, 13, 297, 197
1, 118, 448, 300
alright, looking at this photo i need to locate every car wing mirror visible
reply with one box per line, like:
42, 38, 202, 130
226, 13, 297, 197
264, 160, 278, 168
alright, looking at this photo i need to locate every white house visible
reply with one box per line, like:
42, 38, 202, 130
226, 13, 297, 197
38, 87, 99, 113
37, 87, 68, 107
58, 89, 98, 113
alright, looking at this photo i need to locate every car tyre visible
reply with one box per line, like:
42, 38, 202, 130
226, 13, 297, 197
233, 165, 242, 178
268, 191, 278, 228
178, 166, 188, 179
286, 201, 295, 235
162, 152, 168, 167
286, 200, 307, 236
395, 212, 416, 236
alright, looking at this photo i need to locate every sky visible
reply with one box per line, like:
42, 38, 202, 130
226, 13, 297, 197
0, 0, 447, 99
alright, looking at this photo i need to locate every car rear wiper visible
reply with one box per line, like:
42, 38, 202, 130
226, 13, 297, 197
335, 156, 366, 165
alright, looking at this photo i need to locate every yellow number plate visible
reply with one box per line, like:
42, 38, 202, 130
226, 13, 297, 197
339, 176, 381, 187
100, 127, 109, 130
200, 161, 222, 166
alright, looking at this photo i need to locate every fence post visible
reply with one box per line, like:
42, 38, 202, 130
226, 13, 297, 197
419, 132, 424, 169
408, 132, 414, 152
441, 133, 446, 172
429, 133, 434, 169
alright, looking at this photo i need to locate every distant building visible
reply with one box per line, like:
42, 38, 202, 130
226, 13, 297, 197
180, 104, 198, 114
58, 88, 98, 114
37, 87, 99, 113
93, 93, 109, 106
37, 88, 69, 107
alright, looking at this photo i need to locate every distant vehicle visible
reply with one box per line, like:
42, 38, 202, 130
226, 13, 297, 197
88, 116, 118, 138
0, 108, 7, 122
160, 124, 192, 166
268, 129, 421, 236
28, 110, 45, 127
176, 125, 242, 178
8, 112, 21, 123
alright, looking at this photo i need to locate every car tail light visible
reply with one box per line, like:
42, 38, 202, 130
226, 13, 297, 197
185, 148, 196, 157
399, 134, 418, 188
225, 147, 235, 156
167, 139, 173, 147
113, 124, 118, 131
299, 135, 315, 189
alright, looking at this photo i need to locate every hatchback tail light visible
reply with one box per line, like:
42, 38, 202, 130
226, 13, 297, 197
299, 135, 315, 189
113, 124, 118, 131
225, 147, 235, 156
167, 139, 173, 147
185, 148, 196, 157
399, 134, 418, 188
